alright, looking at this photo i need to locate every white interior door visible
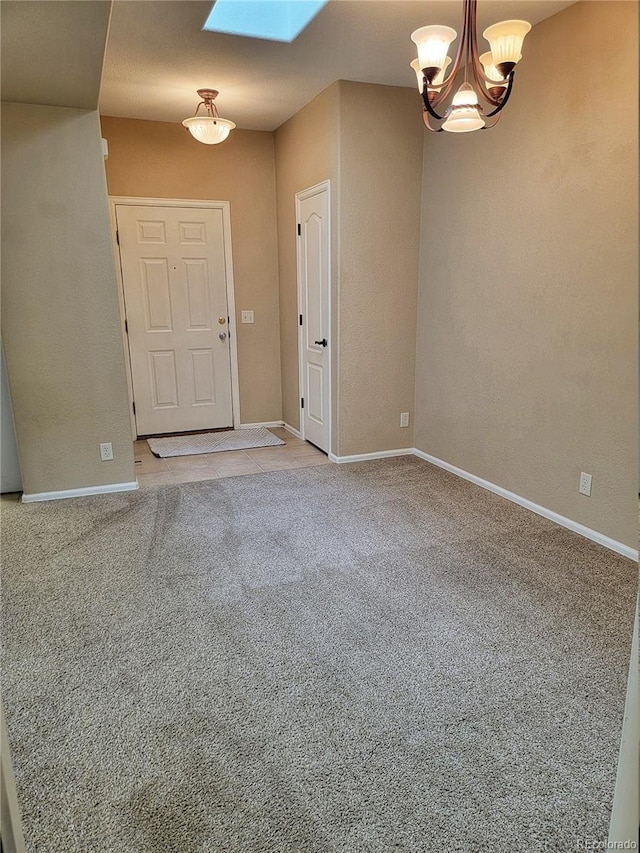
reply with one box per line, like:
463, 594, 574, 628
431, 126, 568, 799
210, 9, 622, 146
116, 204, 234, 436
297, 183, 330, 453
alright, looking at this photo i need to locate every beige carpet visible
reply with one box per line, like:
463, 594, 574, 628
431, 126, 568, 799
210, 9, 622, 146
1, 457, 636, 852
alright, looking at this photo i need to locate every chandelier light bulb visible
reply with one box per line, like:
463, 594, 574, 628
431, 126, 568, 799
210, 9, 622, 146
482, 20, 531, 74
479, 51, 508, 92
410, 56, 452, 93
441, 83, 485, 133
411, 25, 457, 79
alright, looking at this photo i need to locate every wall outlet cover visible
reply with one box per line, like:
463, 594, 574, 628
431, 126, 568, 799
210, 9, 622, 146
579, 472, 592, 496
100, 442, 114, 462
400, 412, 410, 428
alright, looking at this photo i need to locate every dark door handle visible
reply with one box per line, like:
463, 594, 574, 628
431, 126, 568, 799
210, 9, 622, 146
314, 338, 328, 347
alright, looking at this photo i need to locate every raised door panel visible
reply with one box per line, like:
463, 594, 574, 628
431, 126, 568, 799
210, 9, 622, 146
184, 260, 212, 330
190, 349, 217, 406
306, 362, 324, 425
304, 213, 323, 352
148, 351, 179, 408
141, 259, 173, 331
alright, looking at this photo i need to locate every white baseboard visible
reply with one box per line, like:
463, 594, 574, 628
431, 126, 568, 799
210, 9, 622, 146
22, 481, 139, 503
413, 448, 638, 561
282, 423, 302, 439
329, 448, 414, 464
238, 421, 284, 430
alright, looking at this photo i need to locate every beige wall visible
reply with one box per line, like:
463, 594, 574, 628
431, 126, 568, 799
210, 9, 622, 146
1, 103, 135, 494
274, 81, 423, 456
274, 84, 340, 442
100, 116, 282, 426
338, 82, 423, 456
414, 1, 638, 547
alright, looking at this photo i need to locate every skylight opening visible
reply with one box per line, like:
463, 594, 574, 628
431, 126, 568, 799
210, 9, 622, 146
204, 0, 328, 43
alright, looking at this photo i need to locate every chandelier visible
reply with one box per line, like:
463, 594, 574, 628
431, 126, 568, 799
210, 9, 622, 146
182, 89, 236, 145
410, 0, 531, 133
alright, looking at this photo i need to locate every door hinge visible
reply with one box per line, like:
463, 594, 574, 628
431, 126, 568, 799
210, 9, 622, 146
116, 229, 120, 245
132, 401, 136, 415
297, 223, 301, 236
301, 397, 304, 409
124, 319, 128, 333
299, 314, 303, 326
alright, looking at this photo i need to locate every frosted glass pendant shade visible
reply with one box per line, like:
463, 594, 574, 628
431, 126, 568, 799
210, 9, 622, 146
479, 51, 507, 90
411, 25, 457, 72
482, 20, 531, 67
182, 116, 236, 144
442, 83, 485, 133
410, 56, 451, 92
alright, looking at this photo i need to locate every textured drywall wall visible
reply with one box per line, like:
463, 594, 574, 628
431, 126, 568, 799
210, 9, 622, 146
338, 81, 423, 456
1, 103, 135, 494
274, 84, 340, 441
414, 1, 638, 548
100, 117, 282, 426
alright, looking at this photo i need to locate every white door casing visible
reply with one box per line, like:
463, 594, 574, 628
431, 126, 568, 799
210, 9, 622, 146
113, 201, 239, 436
296, 182, 331, 453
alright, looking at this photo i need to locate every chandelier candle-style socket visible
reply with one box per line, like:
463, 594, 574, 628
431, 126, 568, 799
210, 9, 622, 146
182, 89, 236, 144
410, 0, 531, 134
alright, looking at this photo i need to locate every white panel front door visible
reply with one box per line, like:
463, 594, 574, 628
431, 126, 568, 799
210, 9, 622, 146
116, 205, 234, 436
297, 184, 330, 452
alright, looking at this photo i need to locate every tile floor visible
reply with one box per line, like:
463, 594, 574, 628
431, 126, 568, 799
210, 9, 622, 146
134, 427, 330, 489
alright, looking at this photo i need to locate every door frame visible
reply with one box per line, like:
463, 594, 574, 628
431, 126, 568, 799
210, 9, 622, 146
108, 196, 241, 438
295, 180, 332, 451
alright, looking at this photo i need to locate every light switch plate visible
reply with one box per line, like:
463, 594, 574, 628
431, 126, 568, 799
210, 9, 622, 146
241, 310, 255, 324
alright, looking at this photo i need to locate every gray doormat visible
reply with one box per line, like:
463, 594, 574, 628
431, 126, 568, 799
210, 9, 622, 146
147, 427, 284, 458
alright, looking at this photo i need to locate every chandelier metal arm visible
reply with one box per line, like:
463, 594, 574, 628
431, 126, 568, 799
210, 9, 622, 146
194, 101, 221, 119
467, 0, 499, 107
422, 0, 470, 110
422, 89, 446, 122
193, 89, 221, 119
483, 70, 515, 117
481, 110, 503, 131
467, 1, 507, 108
422, 109, 444, 132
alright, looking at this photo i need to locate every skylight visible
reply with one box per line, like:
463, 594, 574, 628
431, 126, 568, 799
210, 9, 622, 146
203, 0, 328, 43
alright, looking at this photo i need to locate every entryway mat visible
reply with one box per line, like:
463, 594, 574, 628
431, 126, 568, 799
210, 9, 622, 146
147, 428, 284, 458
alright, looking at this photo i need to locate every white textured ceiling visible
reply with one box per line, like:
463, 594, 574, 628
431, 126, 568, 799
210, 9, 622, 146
100, 0, 576, 131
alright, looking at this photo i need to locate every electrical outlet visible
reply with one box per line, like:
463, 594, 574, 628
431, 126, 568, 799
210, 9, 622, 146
100, 442, 114, 462
579, 472, 592, 497
400, 412, 410, 428
241, 310, 255, 324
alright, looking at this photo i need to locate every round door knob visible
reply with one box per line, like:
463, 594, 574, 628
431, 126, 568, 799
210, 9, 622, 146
218, 317, 226, 325
219, 331, 227, 341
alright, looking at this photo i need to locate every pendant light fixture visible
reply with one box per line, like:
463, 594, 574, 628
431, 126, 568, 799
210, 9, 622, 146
182, 89, 236, 145
410, 0, 530, 133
